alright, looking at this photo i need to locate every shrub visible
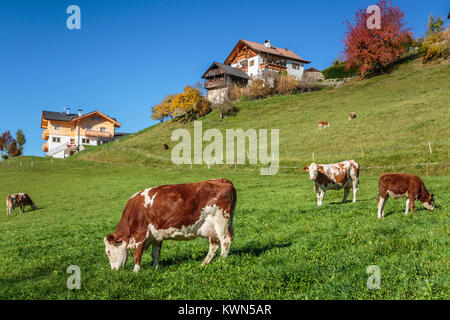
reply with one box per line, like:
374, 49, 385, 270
276, 75, 300, 95
322, 63, 357, 79
247, 79, 273, 99
212, 102, 238, 119
422, 41, 449, 63
227, 84, 244, 102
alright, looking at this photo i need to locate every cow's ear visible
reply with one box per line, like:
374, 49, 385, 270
303, 166, 309, 172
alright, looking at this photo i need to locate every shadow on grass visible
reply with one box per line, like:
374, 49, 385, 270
158, 240, 292, 267
230, 240, 292, 257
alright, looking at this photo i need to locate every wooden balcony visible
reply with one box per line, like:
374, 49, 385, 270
260, 63, 287, 72
85, 130, 112, 139
42, 143, 48, 152
204, 80, 226, 89
42, 129, 50, 140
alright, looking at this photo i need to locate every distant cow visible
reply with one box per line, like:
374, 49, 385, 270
163, 144, 169, 150
318, 121, 330, 129
377, 173, 434, 218
104, 179, 237, 272
348, 112, 356, 120
304, 160, 360, 206
6, 193, 37, 215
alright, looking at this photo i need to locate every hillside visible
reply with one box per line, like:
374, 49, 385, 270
76, 57, 450, 175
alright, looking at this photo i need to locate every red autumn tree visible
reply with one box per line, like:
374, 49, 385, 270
343, 0, 412, 75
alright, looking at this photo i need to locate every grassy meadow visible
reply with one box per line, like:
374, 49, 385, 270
0, 157, 448, 299
76, 57, 450, 175
0, 57, 448, 299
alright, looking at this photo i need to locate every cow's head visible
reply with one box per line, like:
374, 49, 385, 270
304, 163, 319, 181
422, 193, 435, 211
104, 234, 129, 271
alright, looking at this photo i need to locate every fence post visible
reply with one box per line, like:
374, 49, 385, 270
428, 142, 432, 154
361, 150, 364, 158
426, 162, 429, 176
312, 152, 315, 162
234, 159, 237, 171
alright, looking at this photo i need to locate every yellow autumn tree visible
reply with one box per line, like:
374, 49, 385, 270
151, 94, 175, 122
170, 86, 211, 122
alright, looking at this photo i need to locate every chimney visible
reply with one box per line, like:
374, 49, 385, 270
66, 107, 70, 115
264, 40, 271, 48
78, 109, 83, 116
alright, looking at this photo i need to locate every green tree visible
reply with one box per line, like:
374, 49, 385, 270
425, 14, 444, 40
16, 129, 26, 154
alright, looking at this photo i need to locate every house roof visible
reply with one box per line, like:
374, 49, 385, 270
201, 61, 250, 79
305, 67, 321, 72
224, 39, 311, 65
42, 111, 79, 122
41, 110, 121, 128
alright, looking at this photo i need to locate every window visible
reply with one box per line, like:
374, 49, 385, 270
52, 137, 61, 143
249, 60, 255, 67
292, 63, 300, 70
54, 125, 59, 130
97, 117, 101, 121
100, 127, 106, 132
91, 116, 96, 120
82, 138, 90, 144
87, 126, 92, 131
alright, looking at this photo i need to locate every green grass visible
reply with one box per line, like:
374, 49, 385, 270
0, 157, 448, 299
0, 57, 448, 299
75, 57, 450, 175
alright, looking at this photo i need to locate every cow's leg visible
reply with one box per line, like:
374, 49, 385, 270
20, 205, 24, 213
317, 188, 325, 206
408, 194, 415, 216
405, 198, 410, 215
378, 195, 388, 219
215, 219, 232, 258
202, 237, 220, 266
151, 241, 162, 269
352, 179, 359, 203
342, 186, 351, 203
133, 244, 145, 273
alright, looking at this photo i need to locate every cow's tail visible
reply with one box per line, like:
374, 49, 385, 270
228, 186, 237, 240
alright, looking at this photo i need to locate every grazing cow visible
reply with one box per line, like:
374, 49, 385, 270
377, 173, 434, 218
348, 112, 356, 120
163, 143, 169, 150
104, 179, 237, 272
318, 121, 330, 129
6, 193, 37, 215
303, 160, 360, 206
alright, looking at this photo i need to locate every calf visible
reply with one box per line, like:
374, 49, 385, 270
304, 160, 360, 206
318, 121, 330, 129
104, 179, 237, 272
348, 112, 356, 120
377, 173, 434, 218
6, 193, 37, 215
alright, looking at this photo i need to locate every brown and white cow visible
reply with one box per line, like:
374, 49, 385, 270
104, 179, 236, 272
348, 112, 356, 120
377, 173, 434, 218
318, 121, 330, 129
303, 160, 360, 206
6, 193, 37, 215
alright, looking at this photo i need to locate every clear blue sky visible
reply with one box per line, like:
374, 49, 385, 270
0, 0, 448, 157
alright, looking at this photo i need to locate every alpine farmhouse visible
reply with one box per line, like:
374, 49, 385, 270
41, 109, 122, 158
202, 39, 310, 103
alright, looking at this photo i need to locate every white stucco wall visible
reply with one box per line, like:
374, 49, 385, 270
47, 134, 98, 158
286, 61, 305, 80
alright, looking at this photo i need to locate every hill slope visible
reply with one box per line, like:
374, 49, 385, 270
76, 57, 450, 175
